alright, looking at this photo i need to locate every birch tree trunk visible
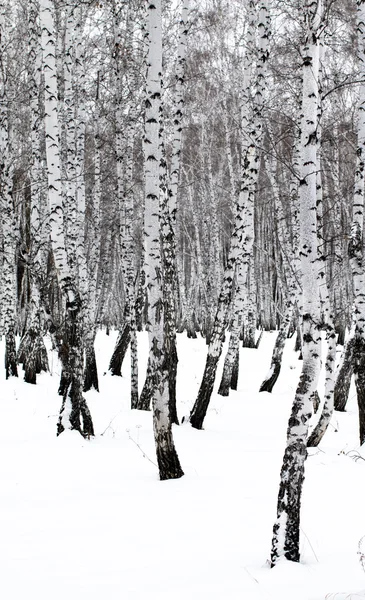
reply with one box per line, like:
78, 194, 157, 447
307, 66, 337, 446
271, 0, 322, 566
348, 0, 365, 445
0, 2, 17, 379
18, 0, 49, 384
333, 322, 355, 411
40, 0, 94, 438
84, 79, 102, 392
142, 0, 183, 480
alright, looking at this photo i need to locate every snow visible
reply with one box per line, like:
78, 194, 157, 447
0, 331, 365, 600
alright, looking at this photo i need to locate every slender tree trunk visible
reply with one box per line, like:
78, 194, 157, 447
19, 0, 49, 384
333, 324, 355, 411
260, 302, 293, 393
348, 0, 365, 445
142, 0, 183, 479
271, 1, 323, 565
109, 321, 131, 376
1, 5, 18, 379
40, 0, 93, 437
84, 329, 99, 392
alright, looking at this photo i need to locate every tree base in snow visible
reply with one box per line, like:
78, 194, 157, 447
18, 329, 49, 384
334, 336, 354, 412
259, 363, 281, 393
155, 431, 184, 480
230, 350, 239, 390
84, 343, 99, 392
5, 331, 18, 379
57, 383, 95, 439
108, 324, 130, 376
137, 359, 153, 411
189, 353, 220, 429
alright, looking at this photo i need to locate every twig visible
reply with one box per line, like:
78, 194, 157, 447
126, 430, 158, 468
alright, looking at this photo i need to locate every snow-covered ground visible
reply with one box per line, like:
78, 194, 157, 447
0, 331, 364, 600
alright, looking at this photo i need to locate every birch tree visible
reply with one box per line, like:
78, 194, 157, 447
143, 0, 183, 480
347, 0, 365, 445
40, 0, 94, 438
271, 0, 323, 565
17, 0, 49, 384
0, 0, 18, 379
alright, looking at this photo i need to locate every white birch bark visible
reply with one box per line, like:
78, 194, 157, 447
18, 0, 49, 383
143, 0, 183, 480
40, 0, 94, 438
0, 1, 18, 378
307, 46, 336, 445
40, 0, 74, 300
348, 0, 365, 445
168, 0, 190, 227
271, 0, 323, 566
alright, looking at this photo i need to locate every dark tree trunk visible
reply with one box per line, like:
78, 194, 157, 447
255, 329, 263, 348
155, 426, 184, 480
108, 323, 130, 376
167, 338, 179, 425
137, 357, 153, 411
260, 311, 295, 393
137, 341, 178, 423
5, 330, 18, 379
57, 307, 94, 438
334, 336, 354, 411
187, 328, 198, 339
23, 332, 39, 384
84, 338, 99, 392
18, 322, 49, 384
312, 391, 321, 413
353, 337, 365, 444
130, 334, 139, 409
260, 327, 287, 393
36, 342, 49, 374
294, 323, 302, 353
218, 333, 239, 397
189, 354, 220, 429
242, 324, 256, 348
230, 347, 239, 390
335, 321, 346, 347
260, 363, 280, 393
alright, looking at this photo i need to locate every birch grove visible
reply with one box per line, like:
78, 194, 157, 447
0, 0, 364, 567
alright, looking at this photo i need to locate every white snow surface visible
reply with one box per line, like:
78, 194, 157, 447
1, 331, 365, 600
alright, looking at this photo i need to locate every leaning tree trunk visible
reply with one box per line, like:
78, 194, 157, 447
109, 320, 131, 376
259, 302, 293, 393
333, 323, 355, 411
271, 0, 322, 566
142, 0, 183, 480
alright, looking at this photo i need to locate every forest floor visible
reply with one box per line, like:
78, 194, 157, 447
0, 330, 364, 599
